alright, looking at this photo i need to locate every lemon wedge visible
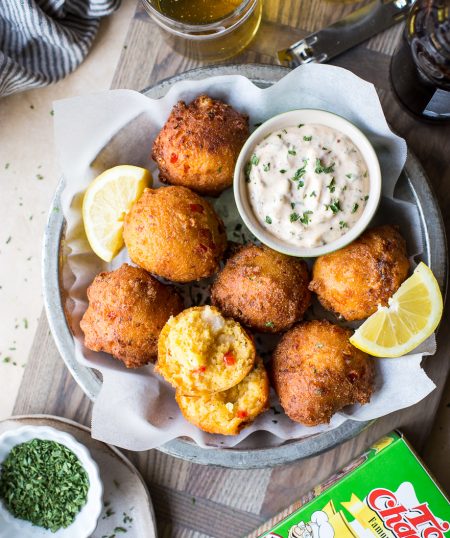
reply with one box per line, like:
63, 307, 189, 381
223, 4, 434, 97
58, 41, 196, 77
82, 165, 152, 262
350, 262, 443, 358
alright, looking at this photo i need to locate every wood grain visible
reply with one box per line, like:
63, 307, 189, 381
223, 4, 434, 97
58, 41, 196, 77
14, 1, 450, 537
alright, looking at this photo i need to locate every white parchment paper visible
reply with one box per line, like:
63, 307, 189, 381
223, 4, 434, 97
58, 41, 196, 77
54, 65, 436, 451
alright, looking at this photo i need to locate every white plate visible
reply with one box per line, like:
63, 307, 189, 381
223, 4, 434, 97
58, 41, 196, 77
0, 416, 157, 538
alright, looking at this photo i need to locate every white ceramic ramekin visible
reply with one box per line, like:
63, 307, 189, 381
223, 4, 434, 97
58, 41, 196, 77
234, 109, 382, 257
0, 426, 103, 537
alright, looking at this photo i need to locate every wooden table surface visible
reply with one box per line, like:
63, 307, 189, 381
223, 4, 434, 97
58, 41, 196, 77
13, 2, 450, 537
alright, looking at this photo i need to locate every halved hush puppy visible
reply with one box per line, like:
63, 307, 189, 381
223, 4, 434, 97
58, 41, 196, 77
176, 358, 269, 435
309, 225, 409, 321
152, 95, 249, 197
123, 186, 227, 282
156, 305, 256, 395
272, 320, 375, 426
211, 243, 311, 333
80, 263, 183, 368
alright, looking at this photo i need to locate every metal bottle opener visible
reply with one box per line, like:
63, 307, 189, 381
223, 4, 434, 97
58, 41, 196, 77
278, 0, 416, 67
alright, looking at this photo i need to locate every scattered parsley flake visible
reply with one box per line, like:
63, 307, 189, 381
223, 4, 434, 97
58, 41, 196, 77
6, 236, 11, 244
5, 163, 10, 169
346, 173, 352, 179
282, 129, 287, 134
290, 202, 296, 209
251, 154, 259, 166
23, 318, 28, 329
3, 357, 11, 363
310, 191, 316, 197
364, 195, 369, 201
280, 169, 287, 174
339, 221, 348, 229
50, 110, 54, 116
265, 216, 272, 224
303, 135, 312, 141
244, 162, 252, 183
327, 178, 336, 193
114, 528, 127, 534
300, 211, 313, 225
36, 174, 44, 180
290, 212, 299, 222
352, 203, 359, 214
297, 124, 304, 128
288, 149, 296, 156
263, 163, 270, 172
363, 170, 368, 178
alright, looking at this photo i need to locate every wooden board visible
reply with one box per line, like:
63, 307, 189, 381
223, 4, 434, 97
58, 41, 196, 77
14, 2, 450, 536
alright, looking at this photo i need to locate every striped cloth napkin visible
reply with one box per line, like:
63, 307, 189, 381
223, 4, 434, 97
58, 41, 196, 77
0, 0, 120, 98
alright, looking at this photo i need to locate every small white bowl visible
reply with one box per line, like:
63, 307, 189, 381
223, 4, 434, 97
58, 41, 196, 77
234, 109, 382, 257
0, 426, 103, 538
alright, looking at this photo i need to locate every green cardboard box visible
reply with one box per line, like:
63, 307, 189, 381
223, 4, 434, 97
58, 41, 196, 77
261, 431, 450, 538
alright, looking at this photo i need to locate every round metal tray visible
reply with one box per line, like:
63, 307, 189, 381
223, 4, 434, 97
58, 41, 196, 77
42, 64, 447, 468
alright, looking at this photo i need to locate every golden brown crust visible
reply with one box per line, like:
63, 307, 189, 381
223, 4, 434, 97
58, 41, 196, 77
80, 264, 183, 368
175, 358, 270, 435
123, 186, 227, 282
309, 225, 410, 321
152, 95, 249, 197
272, 320, 375, 426
211, 244, 311, 333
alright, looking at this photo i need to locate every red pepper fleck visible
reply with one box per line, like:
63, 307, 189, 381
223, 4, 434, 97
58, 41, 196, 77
170, 153, 178, 163
192, 366, 206, 374
189, 203, 204, 213
223, 351, 236, 366
237, 410, 248, 419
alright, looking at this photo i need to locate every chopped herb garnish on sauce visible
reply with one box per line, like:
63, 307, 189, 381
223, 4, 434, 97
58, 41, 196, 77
315, 158, 335, 174
0, 439, 89, 532
265, 216, 272, 224
346, 173, 352, 179
288, 149, 297, 156
290, 202, 296, 209
303, 135, 312, 141
326, 200, 342, 214
244, 162, 252, 183
251, 154, 259, 166
327, 178, 336, 193
263, 163, 271, 172
340, 221, 348, 229
297, 124, 304, 128
364, 195, 369, 201
352, 203, 359, 214
280, 169, 287, 174
310, 191, 316, 197
290, 212, 299, 222
300, 211, 313, 225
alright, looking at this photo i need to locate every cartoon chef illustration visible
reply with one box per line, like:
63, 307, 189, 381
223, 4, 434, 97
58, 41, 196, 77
288, 510, 335, 538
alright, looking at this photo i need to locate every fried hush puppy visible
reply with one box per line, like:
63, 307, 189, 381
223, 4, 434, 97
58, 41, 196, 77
211, 244, 311, 333
123, 186, 227, 282
309, 225, 410, 321
152, 95, 249, 197
80, 264, 183, 368
176, 358, 269, 435
272, 320, 375, 426
156, 306, 256, 395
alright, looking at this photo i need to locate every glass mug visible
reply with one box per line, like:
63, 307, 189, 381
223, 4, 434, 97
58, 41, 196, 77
141, 0, 263, 61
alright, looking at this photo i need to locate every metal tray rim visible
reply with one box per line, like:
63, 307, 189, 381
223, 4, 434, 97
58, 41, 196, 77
42, 63, 447, 469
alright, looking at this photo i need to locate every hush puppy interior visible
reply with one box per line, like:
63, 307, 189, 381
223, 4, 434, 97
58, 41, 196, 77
80, 263, 183, 368
123, 186, 227, 282
309, 225, 410, 321
272, 320, 375, 426
152, 95, 249, 197
156, 305, 256, 395
176, 358, 269, 435
211, 243, 311, 333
